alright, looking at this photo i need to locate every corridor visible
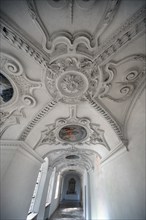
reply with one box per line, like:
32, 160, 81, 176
0, 0, 146, 220
50, 201, 84, 220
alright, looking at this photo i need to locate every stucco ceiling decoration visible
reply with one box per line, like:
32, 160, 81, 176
19, 98, 58, 141
45, 56, 97, 103
98, 54, 146, 102
49, 150, 94, 172
0, 109, 25, 137
26, 0, 120, 54
0, 4, 145, 62
0, 16, 50, 67
0, 0, 145, 166
44, 55, 128, 144
34, 105, 110, 150
42, 146, 99, 160
0, 52, 41, 137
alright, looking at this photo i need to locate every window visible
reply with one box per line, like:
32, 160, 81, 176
46, 167, 56, 205
55, 173, 60, 199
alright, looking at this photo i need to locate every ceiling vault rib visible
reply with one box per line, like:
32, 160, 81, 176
1, 5, 145, 62
19, 99, 58, 141
85, 92, 127, 145
0, 0, 145, 166
0, 15, 50, 67
94, 6, 146, 64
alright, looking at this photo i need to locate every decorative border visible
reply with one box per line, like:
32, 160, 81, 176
0, 15, 50, 68
85, 93, 126, 142
1, 5, 145, 63
0, 140, 44, 163
19, 99, 58, 141
26, 0, 120, 53
34, 105, 110, 150
50, 151, 94, 171
94, 6, 146, 64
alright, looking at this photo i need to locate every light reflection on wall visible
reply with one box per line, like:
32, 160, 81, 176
97, 193, 109, 220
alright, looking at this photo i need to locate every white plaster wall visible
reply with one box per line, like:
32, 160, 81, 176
48, 172, 61, 218
0, 143, 43, 220
83, 170, 91, 220
89, 90, 145, 220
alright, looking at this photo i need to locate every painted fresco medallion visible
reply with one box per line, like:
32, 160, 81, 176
59, 125, 87, 142
0, 72, 14, 105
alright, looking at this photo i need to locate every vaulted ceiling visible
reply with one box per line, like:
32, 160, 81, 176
0, 0, 145, 174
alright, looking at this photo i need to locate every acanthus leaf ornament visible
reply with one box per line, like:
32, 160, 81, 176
44, 56, 101, 103
34, 105, 110, 150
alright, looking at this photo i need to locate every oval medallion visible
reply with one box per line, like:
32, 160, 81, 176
59, 125, 87, 142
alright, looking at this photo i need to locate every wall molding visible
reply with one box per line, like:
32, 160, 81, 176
0, 140, 44, 163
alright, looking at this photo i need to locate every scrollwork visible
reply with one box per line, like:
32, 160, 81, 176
45, 56, 103, 103
34, 105, 109, 150
0, 53, 41, 110
22, 95, 36, 107
98, 54, 146, 102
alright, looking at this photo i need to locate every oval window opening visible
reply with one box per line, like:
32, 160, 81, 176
0, 72, 14, 104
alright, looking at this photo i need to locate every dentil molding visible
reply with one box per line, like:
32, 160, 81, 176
19, 99, 58, 141
0, 15, 50, 67
1, 5, 145, 62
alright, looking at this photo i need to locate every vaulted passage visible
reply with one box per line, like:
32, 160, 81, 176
0, 0, 146, 220
50, 204, 84, 220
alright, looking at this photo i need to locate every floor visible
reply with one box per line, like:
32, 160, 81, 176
49, 200, 84, 220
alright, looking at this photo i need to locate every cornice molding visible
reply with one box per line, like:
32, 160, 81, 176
0, 140, 44, 163
100, 141, 127, 166
0, 15, 50, 68
0, 5, 145, 63
123, 80, 146, 140
94, 6, 146, 63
